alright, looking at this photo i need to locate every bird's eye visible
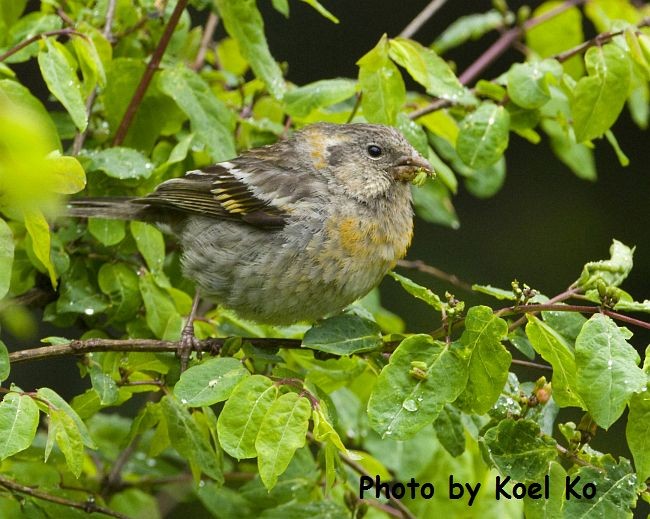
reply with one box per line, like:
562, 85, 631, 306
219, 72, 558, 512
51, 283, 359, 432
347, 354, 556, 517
367, 144, 383, 158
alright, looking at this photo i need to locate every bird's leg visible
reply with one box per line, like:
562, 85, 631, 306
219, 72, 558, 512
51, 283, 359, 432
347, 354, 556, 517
178, 289, 202, 371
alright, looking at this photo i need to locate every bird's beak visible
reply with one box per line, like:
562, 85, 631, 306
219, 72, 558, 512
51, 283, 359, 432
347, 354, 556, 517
391, 154, 434, 185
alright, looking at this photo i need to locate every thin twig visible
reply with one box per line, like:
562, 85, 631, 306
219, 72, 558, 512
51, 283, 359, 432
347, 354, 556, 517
112, 0, 189, 146
458, 0, 587, 86
71, 0, 118, 155
192, 11, 219, 71
554, 17, 650, 63
399, 0, 449, 39
511, 358, 552, 371
409, 0, 588, 119
507, 286, 579, 332
0, 475, 130, 519
0, 29, 85, 62
340, 453, 417, 519
397, 259, 473, 291
7, 337, 302, 365
102, 437, 141, 498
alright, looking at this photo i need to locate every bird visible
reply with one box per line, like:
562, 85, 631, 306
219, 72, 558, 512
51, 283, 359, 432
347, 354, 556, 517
68, 123, 432, 332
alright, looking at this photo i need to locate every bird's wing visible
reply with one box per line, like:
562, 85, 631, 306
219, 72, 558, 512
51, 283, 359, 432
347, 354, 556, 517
136, 152, 314, 229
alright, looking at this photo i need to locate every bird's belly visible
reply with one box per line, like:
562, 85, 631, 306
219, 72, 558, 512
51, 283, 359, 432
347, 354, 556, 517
181, 212, 412, 324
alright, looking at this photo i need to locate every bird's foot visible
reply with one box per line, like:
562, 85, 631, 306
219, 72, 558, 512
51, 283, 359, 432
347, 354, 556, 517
177, 321, 202, 372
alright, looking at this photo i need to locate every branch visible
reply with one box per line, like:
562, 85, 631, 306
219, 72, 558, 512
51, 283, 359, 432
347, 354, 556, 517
409, 0, 587, 119
0, 29, 86, 62
339, 452, 417, 519
398, 0, 449, 39
8, 337, 302, 365
112, 0, 189, 146
0, 475, 130, 519
458, 0, 587, 86
397, 259, 473, 291
554, 17, 650, 63
192, 11, 219, 71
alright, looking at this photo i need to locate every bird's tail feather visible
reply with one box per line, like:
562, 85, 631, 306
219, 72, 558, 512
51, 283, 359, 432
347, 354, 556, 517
66, 197, 144, 220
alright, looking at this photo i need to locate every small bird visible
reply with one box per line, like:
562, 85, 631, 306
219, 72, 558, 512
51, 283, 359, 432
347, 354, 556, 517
69, 123, 432, 326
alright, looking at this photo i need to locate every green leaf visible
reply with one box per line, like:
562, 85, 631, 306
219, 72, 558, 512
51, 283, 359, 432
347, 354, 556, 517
481, 419, 557, 481
0, 217, 14, 299
367, 334, 468, 439
71, 33, 106, 89
83, 147, 154, 180
283, 78, 356, 118
174, 357, 249, 407
36, 387, 96, 448
457, 102, 510, 169
563, 457, 638, 518
0, 392, 39, 459
541, 308, 587, 341
411, 178, 459, 229
24, 208, 57, 288
571, 44, 631, 142
88, 364, 119, 405
139, 273, 182, 340
312, 407, 348, 454
525, 314, 584, 408
614, 299, 650, 313
577, 239, 634, 290
525, 1, 584, 78
523, 461, 566, 519
130, 221, 165, 273
542, 119, 596, 180
433, 10, 512, 54
433, 405, 465, 457
472, 284, 517, 300
575, 314, 646, 429
255, 392, 311, 490
159, 66, 237, 161
604, 129, 629, 167
56, 259, 108, 315
0, 79, 60, 152
45, 407, 84, 477
507, 59, 562, 109
215, 0, 286, 99
456, 306, 510, 414
299, 0, 339, 24
4, 13, 62, 64
627, 388, 650, 481
88, 218, 125, 246
0, 0, 27, 34
388, 271, 442, 310
97, 263, 142, 323
388, 37, 475, 104
301, 314, 382, 355
464, 157, 506, 198
48, 153, 86, 194
37, 38, 87, 132
161, 395, 223, 482
0, 340, 8, 382
357, 35, 405, 125
217, 375, 278, 459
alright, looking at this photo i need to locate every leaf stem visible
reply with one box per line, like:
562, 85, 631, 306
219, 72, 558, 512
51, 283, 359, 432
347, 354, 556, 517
112, 0, 189, 146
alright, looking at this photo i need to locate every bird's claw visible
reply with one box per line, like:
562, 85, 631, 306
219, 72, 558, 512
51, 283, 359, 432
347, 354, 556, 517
177, 322, 202, 372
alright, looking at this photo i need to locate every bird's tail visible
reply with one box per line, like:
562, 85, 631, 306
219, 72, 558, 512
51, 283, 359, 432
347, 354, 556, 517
66, 197, 145, 220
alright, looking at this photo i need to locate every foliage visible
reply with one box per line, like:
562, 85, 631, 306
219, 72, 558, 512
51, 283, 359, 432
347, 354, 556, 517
1, 0, 649, 517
